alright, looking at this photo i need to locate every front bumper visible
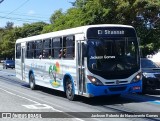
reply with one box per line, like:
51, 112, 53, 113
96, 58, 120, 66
87, 81, 142, 96
6, 65, 15, 68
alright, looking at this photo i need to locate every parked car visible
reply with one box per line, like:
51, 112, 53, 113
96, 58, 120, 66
141, 58, 160, 92
0, 60, 4, 63
3, 60, 15, 69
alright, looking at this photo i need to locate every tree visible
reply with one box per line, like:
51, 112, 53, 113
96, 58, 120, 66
53, 7, 84, 31
5, 22, 14, 29
50, 9, 63, 24
21, 22, 47, 37
0, 29, 15, 59
0, 22, 48, 59
68, 0, 160, 56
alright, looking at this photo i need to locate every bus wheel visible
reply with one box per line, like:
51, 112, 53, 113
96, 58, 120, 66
29, 73, 36, 90
66, 78, 75, 101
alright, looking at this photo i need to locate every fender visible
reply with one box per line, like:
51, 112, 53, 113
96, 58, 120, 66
63, 73, 75, 93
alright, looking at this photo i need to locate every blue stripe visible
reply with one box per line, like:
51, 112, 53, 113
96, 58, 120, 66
122, 94, 160, 105
149, 101, 160, 105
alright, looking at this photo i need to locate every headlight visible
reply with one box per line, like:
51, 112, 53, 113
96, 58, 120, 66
87, 75, 103, 86
143, 72, 155, 78
131, 72, 142, 83
7, 64, 9, 65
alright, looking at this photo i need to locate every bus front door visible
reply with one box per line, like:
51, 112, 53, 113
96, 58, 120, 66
21, 47, 25, 81
77, 41, 86, 95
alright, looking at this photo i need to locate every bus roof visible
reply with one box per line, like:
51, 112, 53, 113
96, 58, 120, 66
16, 24, 134, 43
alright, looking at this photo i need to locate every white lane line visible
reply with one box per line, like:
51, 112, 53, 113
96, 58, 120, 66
0, 87, 61, 111
23, 104, 55, 110
0, 71, 15, 76
0, 86, 85, 121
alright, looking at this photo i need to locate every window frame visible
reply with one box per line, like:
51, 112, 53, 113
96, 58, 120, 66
26, 41, 35, 59
63, 35, 75, 59
16, 43, 21, 59
43, 38, 52, 59
34, 40, 43, 59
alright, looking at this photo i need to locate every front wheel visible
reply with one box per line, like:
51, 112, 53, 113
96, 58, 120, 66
66, 78, 75, 101
29, 73, 36, 90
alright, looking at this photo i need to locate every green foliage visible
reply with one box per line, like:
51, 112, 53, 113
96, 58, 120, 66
5, 22, 14, 29
41, 24, 54, 33
0, 22, 47, 59
50, 9, 63, 24
0, 0, 160, 59
21, 22, 47, 37
52, 7, 85, 31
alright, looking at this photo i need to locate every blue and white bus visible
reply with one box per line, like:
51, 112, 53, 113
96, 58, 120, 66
15, 24, 142, 100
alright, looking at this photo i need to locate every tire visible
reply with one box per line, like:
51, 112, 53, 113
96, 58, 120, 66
29, 73, 36, 90
65, 78, 75, 101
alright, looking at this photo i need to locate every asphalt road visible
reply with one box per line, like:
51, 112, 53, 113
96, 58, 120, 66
0, 66, 160, 121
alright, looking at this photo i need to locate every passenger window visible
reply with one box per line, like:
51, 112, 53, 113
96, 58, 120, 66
26, 41, 34, 58
34, 40, 42, 59
63, 36, 75, 59
43, 39, 51, 58
16, 43, 21, 59
52, 38, 62, 58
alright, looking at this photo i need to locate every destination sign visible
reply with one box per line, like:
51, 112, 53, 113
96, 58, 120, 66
98, 30, 124, 35
87, 27, 136, 39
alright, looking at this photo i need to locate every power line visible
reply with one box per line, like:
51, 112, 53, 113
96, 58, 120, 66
0, 11, 50, 19
5, 0, 30, 17
0, 13, 50, 22
0, 0, 4, 4
0, 15, 50, 23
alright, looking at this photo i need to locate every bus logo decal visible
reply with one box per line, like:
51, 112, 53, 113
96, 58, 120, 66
116, 80, 119, 85
49, 62, 61, 88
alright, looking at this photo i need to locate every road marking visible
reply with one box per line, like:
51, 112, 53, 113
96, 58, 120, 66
123, 94, 160, 106
149, 100, 160, 105
23, 104, 54, 110
0, 87, 41, 104
0, 86, 85, 121
0, 70, 15, 76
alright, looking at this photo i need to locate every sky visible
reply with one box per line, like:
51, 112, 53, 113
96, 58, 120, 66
0, 0, 75, 27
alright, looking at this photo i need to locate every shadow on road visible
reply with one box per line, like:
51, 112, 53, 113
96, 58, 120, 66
22, 83, 132, 105
21, 83, 160, 106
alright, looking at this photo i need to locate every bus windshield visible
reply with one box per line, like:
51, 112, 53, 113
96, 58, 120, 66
87, 38, 140, 79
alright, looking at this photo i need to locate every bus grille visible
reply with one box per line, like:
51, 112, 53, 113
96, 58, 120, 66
108, 86, 127, 92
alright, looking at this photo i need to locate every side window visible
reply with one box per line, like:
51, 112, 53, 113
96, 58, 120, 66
16, 43, 21, 59
63, 35, 75, 59
34, 40, 42, 59
52, 38, 62, 58
43, 38, 51, 59
26, 41, 34, 58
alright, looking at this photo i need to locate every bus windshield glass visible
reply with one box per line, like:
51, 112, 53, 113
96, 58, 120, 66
87, 38, 140, 79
